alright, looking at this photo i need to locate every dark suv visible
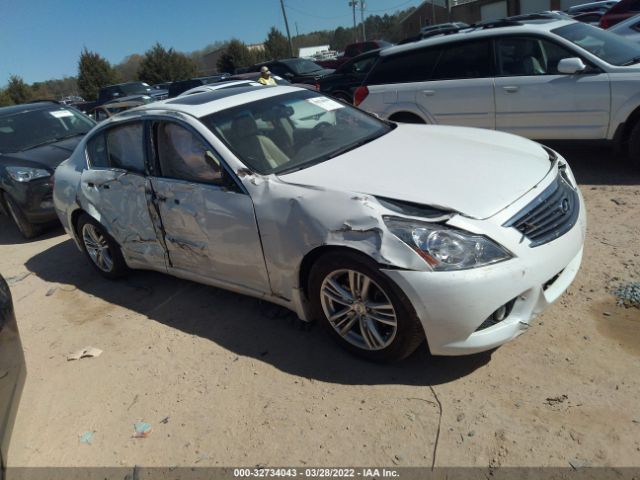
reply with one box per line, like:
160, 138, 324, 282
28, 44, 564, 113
317, 49, 381, 103
97, 82, 168, 105
0, 274, 26, 478
0, 102, 95, 238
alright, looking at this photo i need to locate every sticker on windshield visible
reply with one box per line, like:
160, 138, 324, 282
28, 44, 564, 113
306, 97, 344, 111
50, 110, 74, 118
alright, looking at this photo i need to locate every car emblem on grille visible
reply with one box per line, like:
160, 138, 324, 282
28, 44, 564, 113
560, 198, 570, 214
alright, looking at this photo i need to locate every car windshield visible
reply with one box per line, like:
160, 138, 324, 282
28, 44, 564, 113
202, 90, 392, 175
0, 106, 94, 153
552, 22, 640, 65
284, 59, 324, 75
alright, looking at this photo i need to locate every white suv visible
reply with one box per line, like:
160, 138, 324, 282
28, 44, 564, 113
355, 17, 640, 162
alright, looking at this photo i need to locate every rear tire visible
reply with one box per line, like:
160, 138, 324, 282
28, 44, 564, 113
308, 251, 425, 362
3, 194, 40, 239
629, 120, 640, 167
77, 214, 129, 279
332, 91, 352, 104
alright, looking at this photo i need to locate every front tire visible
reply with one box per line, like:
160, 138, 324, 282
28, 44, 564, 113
309, 251, 425, 362
3, 194, 40, 239
77, 214, 129, 279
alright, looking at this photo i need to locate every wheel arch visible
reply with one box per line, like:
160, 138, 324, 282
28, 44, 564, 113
298, 245, 382, 300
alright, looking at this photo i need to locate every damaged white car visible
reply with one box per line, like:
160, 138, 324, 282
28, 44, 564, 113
54, 85, 586, 361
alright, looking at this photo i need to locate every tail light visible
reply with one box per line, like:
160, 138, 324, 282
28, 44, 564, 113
315, 83, 320, 91
600, 16, 609, 28
354, 86, 369, 106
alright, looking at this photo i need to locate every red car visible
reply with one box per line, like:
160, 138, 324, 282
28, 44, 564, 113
600, 0, 640, 27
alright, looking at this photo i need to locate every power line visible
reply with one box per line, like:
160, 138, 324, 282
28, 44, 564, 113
366, 0, 416, 13
283, 3, 352, 20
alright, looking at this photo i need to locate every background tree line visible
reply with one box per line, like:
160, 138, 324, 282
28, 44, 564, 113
0, 6, 413, 105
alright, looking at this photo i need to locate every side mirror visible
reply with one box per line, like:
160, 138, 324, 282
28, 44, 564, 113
284, 72, 294, 80
557, 57, 587, 74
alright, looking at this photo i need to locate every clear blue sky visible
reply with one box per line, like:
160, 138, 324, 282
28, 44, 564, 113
0, 0, 423, 86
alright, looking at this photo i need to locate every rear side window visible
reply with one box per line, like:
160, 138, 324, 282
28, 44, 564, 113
367, 48, 441, 84
431, 40, 493, 80
86, 122, 145, 173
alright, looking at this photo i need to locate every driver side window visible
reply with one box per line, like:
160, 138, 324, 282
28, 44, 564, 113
153, 121, 225, 186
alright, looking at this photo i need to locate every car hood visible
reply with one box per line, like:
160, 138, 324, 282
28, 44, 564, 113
279, 124, 554, 220
0, 135, 84, 171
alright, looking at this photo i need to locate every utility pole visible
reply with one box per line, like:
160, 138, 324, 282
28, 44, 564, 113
280, 0, 294, 57
360, 1, 366, 41
295, 21, 299, 36
349, 1, 358, 42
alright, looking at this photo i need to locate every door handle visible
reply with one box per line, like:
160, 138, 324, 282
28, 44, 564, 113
422, 90, 435, 96
503, 86, 519, 93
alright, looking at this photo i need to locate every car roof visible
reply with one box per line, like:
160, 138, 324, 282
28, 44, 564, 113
114, 84, 305, 120
0, 101, 60, 116
381, 18, 577, 56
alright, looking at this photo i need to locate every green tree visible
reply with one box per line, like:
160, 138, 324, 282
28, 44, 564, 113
137, 43, 198, 84
115, 54, 143, 82
5, 75, 32, 104
216, 39, 254, 73
77, 48, 119, 101
0, 88, 13, 107
264, 27, 290, 60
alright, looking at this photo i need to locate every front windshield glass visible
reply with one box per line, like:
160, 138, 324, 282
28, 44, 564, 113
552, 22, 640, 65
0, 106, 95, 153
285, 59, 324, 75
202, 90, 392, 175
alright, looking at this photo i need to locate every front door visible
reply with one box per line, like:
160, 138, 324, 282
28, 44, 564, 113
148, 120, 270, 294
494, 36, 610, 139
80, 121, 167, 268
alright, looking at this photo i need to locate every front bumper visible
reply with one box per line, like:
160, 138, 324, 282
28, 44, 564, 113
383, 186, 587, 356
2, 177, 57, 224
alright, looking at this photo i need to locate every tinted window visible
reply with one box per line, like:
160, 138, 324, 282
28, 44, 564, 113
87, 133, 109, 168
497, 37, 576, 75
367, 48, 441, 84
431, 40, 492, 80
154, 122, 224, 185
351, 55, 377, 74
86, 123, 145, 172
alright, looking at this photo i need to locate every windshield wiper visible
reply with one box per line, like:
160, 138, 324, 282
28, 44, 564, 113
18, 132, 88, 152
622, 56, 640, 66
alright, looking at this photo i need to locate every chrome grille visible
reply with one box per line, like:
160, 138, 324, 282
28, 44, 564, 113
503, 174, 579, 247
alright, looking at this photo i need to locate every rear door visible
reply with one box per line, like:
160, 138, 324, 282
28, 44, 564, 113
493, 35, 610, 139
148, 120, 270, 294
80, 121, 167, 268
367, 40, 496, 128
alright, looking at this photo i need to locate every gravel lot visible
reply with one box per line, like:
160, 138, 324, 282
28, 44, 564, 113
1, 143, 639, 474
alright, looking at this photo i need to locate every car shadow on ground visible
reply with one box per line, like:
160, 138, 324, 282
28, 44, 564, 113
545, 142, 640, 186
0, 214, 64, 246
24, 238, 493, 386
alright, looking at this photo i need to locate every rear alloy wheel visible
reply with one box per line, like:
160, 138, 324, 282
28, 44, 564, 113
309, 252, 425, 362
77, 214, 128, 279
3, 194, 40, 239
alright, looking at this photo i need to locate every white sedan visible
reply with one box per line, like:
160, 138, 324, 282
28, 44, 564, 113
53, 85, 586, 361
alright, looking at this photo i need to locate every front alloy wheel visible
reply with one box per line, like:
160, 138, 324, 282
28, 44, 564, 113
320, 269, 398, 351
309, 251, 425, 362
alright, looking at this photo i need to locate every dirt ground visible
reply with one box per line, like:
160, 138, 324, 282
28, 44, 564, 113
1, 143, 639, 474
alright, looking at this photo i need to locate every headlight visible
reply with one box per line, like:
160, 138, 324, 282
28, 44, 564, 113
384, 216, 512, 271
6, 166, 51, 183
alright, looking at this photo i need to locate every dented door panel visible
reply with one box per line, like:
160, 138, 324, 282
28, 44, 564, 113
79, 169, 167, 268
150, 177, 271, 294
